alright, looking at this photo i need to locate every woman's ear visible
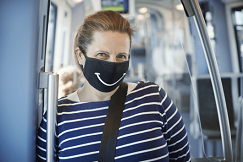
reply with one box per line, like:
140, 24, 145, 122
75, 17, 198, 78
75, 47, 84, 65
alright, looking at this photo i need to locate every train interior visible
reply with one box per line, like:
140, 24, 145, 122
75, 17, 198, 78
0, 0, 243, 161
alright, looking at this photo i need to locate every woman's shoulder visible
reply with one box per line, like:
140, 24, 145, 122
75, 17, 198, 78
127, 81, 160, 95
58, 89, 80, 105
127, 82, 137, 94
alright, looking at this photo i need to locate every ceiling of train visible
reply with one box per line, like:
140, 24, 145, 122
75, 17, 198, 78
65, 0, 238, 15
65, 0, 183, 12
66, 0, 233, 8
136, 0, 181, 10
66, 0, 181, 7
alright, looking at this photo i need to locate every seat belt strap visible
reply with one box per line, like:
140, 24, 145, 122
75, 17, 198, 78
98, 82, 128, 162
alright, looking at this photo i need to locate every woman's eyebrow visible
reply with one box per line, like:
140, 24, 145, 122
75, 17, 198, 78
117, 52, 129, 55
95, 50, 109, 54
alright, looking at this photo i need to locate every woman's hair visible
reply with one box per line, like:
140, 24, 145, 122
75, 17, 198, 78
74, 10, 134, 69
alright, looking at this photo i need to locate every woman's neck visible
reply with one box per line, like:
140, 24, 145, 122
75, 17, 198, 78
77, 80, 118, 102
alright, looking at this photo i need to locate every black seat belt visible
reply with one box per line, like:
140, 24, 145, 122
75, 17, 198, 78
98, 82, 128, 162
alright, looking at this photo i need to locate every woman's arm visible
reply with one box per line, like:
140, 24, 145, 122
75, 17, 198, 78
159, 87, 191, 162
36, 112, 58, 162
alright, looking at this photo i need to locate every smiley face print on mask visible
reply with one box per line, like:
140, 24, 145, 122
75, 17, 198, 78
80, 55, 129, 92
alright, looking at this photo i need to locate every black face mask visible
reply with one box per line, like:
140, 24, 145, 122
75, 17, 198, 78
80, 55, 129, 92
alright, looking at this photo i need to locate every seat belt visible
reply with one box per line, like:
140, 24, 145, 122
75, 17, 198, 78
98, 82, 128, 162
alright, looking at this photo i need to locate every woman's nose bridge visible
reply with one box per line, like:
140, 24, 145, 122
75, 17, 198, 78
108, 54, 117, 62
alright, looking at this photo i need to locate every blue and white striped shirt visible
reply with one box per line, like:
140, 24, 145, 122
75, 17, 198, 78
37, 82, 191, 161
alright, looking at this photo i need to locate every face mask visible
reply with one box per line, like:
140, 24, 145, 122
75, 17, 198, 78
80, 55, 129, 92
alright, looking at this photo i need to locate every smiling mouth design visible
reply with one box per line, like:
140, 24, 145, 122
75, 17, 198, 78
94, 73, 126, 86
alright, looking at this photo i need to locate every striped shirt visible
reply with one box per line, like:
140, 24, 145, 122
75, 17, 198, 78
37, 82, 191, 161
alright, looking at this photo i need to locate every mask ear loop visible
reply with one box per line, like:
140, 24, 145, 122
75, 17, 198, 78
176, 16, 221, 162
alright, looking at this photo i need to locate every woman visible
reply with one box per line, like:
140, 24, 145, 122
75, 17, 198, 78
37, 10, 191, 162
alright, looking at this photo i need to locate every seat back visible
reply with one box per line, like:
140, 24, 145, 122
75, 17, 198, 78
197, 77, 236, 132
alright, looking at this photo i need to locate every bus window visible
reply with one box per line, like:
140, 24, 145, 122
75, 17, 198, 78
232, 6, 243, 72
45, 3, 57, 72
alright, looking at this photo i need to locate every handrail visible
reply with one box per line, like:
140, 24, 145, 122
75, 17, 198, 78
235, 78, 243, 162
39, 72, 59, 162
46, 73, 59, 162
181, 0, 233, 161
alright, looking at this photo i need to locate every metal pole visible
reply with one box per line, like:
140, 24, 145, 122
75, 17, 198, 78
241, 100, 243, 162
46, 73, 59, 162
183, 0, 233, 161
235, 78, 243, 162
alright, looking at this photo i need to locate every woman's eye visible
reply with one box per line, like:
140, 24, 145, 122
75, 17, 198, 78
98, 53, 106, 57
96, 53, 108, 60
117, 54, 128, 61
118, 55, 125, 58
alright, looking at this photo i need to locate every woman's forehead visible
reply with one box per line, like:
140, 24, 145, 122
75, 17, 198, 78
88, 31, 130, 52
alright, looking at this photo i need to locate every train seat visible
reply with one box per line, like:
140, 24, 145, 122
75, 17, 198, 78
190, 75, 240, 157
